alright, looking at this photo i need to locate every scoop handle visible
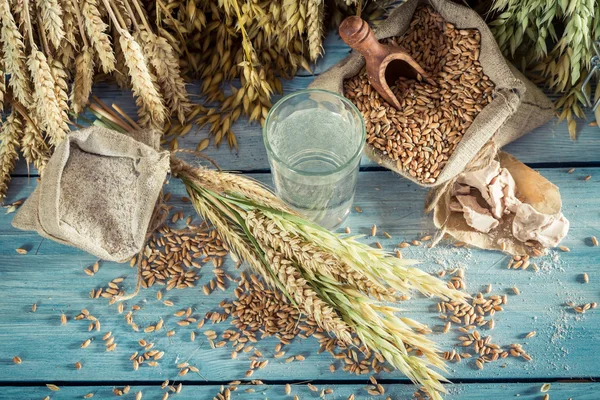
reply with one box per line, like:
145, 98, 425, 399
339, 16, 388, 62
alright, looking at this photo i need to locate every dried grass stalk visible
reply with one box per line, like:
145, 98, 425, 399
82, 0, 116, 73
28, 47, 68, 145
0, 110, 23, 201
36, 0, 65, 48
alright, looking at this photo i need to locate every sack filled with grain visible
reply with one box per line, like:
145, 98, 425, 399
12, 127, 170, 262
309, 0, 554, 187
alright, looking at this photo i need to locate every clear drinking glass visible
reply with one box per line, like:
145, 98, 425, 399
264, 89, 365, 230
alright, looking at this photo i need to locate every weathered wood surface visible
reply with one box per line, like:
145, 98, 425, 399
1, 382, 597, 399
2, 31, 600, 399
1, 169, 598, 385
10, 35, 600, 177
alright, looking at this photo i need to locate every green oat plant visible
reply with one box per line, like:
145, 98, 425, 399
171, 158, 468, 400
488, 0, 600, 138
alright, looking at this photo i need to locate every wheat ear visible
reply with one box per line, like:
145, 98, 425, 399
0, 62, 5, 113
71, 46, 94, 114
0, 110, 23, 202
35, 0, 65, 48
262, 246, 354, 344
18, 112, 49, 173
50, 58, 70, 118
57, 0, 78, 68
82, 0, 116, 73
141, 30, 191, 125
128, 0, 189, 124
70, 0, 94, 114
112, 27, 129, 89
119, 29, 166, 129
307, 0, 324, 61
0, 0, 32, 107
28, 47, 69, 145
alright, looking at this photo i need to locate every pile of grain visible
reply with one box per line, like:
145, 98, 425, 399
344, 5, 495, 184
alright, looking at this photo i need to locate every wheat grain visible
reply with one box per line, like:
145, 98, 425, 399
344, 6, 493, 183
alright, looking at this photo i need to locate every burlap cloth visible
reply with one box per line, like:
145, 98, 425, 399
309, 0, 555, 188
12, 127, 170, 262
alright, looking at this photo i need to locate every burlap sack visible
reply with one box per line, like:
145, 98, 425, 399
309, 0, 554, 187
12, 127, 170, 262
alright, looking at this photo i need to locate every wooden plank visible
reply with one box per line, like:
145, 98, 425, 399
12, 79, 600, 176
9, 35, 600, 176
0, 382, 596, 399
0, 169, 598, 383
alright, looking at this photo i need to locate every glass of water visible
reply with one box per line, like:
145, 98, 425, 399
264, 89, 365, 230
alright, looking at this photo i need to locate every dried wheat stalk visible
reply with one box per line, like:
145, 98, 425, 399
82, 0, 115, 73
118, 29, 166, 129
0, 0, 33, 107
35, 0, 65, 48
20, 115, 49, 173
0, 110, 23, 200
307, 0, 325, 61
141, 29, 190, 125
28, 47, 68, 145
57, 0, 77, 68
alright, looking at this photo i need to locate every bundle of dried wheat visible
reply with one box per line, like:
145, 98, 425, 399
0, 0, 394, 201
0, 0, 190, 201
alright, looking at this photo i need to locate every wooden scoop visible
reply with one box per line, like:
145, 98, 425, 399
339, 16, 433, 110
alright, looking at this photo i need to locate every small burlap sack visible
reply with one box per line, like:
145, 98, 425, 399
309, 0, 554, 187
12, 126, 170, 262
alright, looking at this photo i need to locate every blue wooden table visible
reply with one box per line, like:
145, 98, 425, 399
1, 34, 599, 400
